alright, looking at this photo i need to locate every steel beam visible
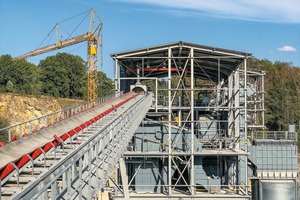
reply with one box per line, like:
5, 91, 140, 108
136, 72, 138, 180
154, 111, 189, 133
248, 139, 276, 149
9, 93, 152, 200
168, 47, 172, 195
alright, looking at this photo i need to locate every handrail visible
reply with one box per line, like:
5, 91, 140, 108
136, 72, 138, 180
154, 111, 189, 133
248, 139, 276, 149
0, 93, 117, 143
10, 92, 152, 199
251, 131, 297, 141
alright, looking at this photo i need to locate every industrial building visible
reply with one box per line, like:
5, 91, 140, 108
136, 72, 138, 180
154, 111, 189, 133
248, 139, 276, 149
0, 41, 298, 200
110, 41, 298, 200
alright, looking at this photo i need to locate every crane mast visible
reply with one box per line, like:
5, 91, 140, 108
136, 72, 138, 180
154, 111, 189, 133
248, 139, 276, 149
87, 35, 99, 101
87, 9, 99, 101
13, 9, 102, 101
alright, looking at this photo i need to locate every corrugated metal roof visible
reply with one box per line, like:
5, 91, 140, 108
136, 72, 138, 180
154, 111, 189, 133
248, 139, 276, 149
110, 41, 251, 82
111, 41, 252, 58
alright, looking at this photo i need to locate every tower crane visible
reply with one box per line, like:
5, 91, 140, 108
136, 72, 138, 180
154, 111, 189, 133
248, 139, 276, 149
13, 9, 103, 101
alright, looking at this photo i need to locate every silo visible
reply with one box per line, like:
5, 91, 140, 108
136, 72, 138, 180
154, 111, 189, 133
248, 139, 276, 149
252, 179, 297, 200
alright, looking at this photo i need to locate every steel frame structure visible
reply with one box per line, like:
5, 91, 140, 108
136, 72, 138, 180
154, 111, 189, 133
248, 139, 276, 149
0, 92, 152, 199
111, 42, 265, 199
7, 93, 152, 200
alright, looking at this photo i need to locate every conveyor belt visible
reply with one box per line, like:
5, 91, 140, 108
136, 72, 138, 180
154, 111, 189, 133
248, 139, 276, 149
0, 91, 152, 200
0, 92, 137, 181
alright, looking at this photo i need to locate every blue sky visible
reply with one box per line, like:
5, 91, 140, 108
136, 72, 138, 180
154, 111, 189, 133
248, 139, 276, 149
0, 0, 299, 78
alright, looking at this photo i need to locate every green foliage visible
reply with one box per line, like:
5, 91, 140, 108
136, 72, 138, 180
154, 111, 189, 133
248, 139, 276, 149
98, 71, 114, 98
0, 53, 113, 101
249, 58, 300, 131
12, 59, 39, 95
39, 53, 87, 99
6, 80, 14, 92
0, 55, 13, 92
0, 54, 40, 95
0, 116, 9, 143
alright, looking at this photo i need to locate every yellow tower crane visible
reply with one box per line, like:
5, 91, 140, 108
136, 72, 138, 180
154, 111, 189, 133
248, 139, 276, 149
13, 9, 103, 101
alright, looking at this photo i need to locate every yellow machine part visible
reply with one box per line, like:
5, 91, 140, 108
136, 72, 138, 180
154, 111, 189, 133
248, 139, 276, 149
89, 45, 97, 55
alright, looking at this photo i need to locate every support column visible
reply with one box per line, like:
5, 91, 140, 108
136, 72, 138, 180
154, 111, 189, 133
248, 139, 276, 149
168, 47, 172, 195
234, 70, 240, 149
262, 72, 265, 128
228, 73, 234, 137
119, 158, 130, 200
217, 58, 222, 151
178, 109, 182, 127
114, 59, 119, 96
190, 48, 195, 195
243, 59, 248, 193
155, 78, 158, 112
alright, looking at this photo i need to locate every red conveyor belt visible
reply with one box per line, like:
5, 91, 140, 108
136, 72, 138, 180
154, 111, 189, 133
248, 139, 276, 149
0, 92, 139, 180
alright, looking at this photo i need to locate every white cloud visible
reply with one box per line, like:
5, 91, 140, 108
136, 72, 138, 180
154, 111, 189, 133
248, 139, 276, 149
116, 0, 300, 23
277, 45, 297, 52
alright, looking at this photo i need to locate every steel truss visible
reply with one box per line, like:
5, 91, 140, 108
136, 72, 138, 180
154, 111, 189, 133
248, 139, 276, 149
111, 42, 265, 199
1, 93, 152, 200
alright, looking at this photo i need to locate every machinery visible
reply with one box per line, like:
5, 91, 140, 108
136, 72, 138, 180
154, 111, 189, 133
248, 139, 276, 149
13, 8, 103, 101
0, 41, 298, 200
110, 41, 298, 200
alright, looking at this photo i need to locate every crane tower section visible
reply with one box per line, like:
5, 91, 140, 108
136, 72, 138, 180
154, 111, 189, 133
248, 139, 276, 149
88, 35, 99, 101
13, 9, 103, 101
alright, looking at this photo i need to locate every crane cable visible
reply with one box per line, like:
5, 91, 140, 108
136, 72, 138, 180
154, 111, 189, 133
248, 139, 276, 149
58, 9, 90, 24
34, 9, 93, 51
66, 11, 90, 40
36, 24, 57, 49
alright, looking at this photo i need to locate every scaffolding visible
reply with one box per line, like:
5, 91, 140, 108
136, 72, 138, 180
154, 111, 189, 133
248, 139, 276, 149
111, 41, 266, 199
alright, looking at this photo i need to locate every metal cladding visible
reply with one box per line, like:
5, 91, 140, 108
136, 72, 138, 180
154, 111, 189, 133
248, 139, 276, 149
111, 42, 297, 200
251, 179, 298, 200
0, 42, 297, 200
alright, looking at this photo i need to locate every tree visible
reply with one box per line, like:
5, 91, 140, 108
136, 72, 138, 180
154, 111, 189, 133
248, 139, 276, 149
6, 80, 13, 92
39, 53, 87, 99
0, 55, 13, 92
98, 71, 114, 98
249, 58, 300, 131
0, 117, 9, 143
10, 59, 39, 94
0, 54, 40, 95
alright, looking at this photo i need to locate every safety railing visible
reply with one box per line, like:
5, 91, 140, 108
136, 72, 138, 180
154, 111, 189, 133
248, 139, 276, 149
0, 93, 117, 144
251, 131, 297, 141
10, 92, 152, 200
118, 183, 250, 196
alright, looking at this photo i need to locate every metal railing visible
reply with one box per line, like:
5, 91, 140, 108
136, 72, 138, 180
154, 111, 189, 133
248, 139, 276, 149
115, 183, 250, 196
10, 93, 152, 200
0, 93, 117, 143
251, 131, 297, 141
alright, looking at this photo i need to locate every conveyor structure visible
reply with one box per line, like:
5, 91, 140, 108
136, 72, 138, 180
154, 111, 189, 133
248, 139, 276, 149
1, 41, 298, 200
0, 91, 152, 199
110, 41, 298, 200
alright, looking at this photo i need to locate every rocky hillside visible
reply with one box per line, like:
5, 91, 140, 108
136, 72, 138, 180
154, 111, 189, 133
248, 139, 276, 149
0, 93, 84, 126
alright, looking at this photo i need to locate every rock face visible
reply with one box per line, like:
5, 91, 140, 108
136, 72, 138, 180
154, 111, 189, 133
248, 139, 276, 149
0, 94, 62, 125
0, 93, 84, 141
